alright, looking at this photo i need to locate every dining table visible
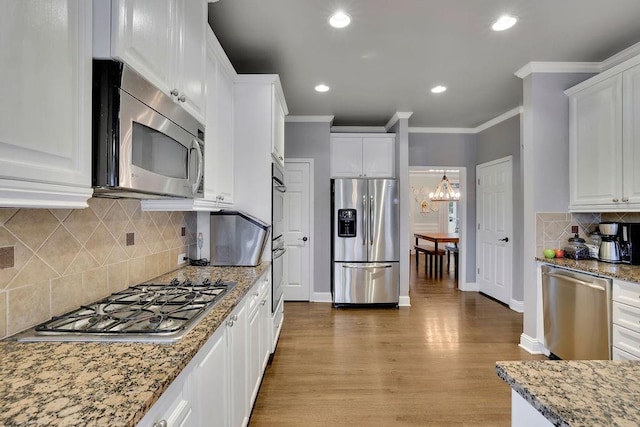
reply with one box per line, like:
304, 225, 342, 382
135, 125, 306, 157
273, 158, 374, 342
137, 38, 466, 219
414, 232, 460, 277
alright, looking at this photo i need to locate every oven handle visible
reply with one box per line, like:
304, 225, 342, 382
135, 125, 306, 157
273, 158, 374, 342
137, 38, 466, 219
274, 183, 287, 193
191, 138, 203, 194
273, 247, 287, 259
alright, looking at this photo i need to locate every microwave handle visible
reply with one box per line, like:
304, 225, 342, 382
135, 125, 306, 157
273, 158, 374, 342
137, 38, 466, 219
191, 139, 203, 194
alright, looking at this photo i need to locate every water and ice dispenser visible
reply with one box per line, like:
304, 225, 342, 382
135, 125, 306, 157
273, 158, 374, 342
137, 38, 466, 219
337, 209, 357, 238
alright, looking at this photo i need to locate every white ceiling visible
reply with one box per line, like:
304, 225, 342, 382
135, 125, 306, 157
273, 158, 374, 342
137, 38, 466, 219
208, 0, 640, 128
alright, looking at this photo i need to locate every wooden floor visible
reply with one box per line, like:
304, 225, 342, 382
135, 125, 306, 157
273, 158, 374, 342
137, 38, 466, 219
249, 256, 544, 426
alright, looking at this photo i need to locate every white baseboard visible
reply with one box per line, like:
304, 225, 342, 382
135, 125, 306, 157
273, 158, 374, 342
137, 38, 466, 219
509, 298, 524, 313
311, 292, 332, 303
519, 333, 548, 355
459, 281, 479, 292
399, 295, 411, 307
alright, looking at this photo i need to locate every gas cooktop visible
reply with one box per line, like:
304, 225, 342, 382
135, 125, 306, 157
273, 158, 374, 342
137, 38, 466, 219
14, 278, 235, 343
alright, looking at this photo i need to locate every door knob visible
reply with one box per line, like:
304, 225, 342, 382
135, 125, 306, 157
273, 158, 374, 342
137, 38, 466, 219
499, 237, 509, 242
299, 237, 308, 242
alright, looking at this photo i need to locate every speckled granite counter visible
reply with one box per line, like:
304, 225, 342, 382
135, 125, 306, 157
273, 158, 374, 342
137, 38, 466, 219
496, 360, 640, 426
0, 264, 268, 427
537, 257, 640, 284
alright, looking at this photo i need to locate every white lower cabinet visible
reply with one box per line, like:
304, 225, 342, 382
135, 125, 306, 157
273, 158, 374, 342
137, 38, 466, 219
136, 364, 194, 427
139, 274, 271, 426
248, 270, 271, 407
511, 390, 553, 427
612, 279, 640, 360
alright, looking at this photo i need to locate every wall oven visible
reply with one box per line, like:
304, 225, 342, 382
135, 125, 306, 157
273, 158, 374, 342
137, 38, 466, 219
272, 162, 287, 312
92, 60, 204, 199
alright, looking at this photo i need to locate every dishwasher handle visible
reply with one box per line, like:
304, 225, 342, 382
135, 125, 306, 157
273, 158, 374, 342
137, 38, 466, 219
543, 271, 607, 291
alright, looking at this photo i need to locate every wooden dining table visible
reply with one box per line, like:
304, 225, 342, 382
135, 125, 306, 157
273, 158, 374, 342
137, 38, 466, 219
414, 232, 460, 277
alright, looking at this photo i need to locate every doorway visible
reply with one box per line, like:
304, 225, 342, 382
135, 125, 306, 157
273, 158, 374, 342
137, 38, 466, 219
283, 159, 314, 301
476, 156, 513, 305
408, 167, 467, 289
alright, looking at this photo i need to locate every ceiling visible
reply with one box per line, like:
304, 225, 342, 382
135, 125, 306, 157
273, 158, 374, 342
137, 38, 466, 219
208, 0, 640, 128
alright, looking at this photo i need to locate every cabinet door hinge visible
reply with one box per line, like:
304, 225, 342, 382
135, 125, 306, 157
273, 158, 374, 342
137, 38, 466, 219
477, 223, 480, 230
477, 178, 480, 186
477, 268, 480, 274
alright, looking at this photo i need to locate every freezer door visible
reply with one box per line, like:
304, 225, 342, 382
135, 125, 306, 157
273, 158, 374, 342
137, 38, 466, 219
333, 262, 399, 304
368, 179, 400, 262
333, 179, 368, 262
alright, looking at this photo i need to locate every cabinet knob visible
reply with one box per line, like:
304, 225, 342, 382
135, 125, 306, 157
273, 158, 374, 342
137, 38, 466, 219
170, 88, 179, 96
255, 291, 260, 297
153, 420, 168, 427
227, 319, 234, 327
261, 299, 267, 306
613, 198, 619, 202
623, 197, 629, 202
232, 314, 238, 321
178, 95, 186, 103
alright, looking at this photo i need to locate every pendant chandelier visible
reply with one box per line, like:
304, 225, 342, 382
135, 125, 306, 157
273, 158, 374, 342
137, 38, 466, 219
429, 174, 460, 202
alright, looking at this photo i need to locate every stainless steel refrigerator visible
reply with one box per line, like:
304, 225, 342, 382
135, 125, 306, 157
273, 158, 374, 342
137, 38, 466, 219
331, 178, 400, 306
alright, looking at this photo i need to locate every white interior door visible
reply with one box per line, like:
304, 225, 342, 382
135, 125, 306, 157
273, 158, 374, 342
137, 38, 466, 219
476, 157, 513, 304
284, 160, 313, 300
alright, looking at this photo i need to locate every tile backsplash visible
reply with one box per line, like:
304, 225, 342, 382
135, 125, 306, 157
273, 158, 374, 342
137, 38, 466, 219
535, 212, 600, 256
0, 198, 196, 339
536, 212, 640, 257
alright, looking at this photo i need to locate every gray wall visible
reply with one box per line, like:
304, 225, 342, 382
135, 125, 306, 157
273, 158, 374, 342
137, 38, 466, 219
477, 115, 523, 300
284, 121, 332, 294
408, 133, 478, 279
521, 72, 595, 339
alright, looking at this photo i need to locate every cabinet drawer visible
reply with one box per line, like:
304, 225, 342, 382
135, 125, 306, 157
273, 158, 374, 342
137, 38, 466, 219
613, 301, 640, 333
612, 280, 640, 309
612, 346, 640, 361
612, 324, 640, 358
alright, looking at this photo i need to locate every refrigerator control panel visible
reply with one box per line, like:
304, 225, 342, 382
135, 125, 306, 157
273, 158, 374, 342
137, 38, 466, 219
337, 209, 357, 237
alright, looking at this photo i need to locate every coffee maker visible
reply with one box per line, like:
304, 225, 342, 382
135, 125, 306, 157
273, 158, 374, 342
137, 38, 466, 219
598, 222, 621, 263
619, 223, 640, 265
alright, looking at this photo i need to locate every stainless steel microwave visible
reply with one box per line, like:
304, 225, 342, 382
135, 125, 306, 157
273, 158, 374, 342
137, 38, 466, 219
92, 60, 204, 199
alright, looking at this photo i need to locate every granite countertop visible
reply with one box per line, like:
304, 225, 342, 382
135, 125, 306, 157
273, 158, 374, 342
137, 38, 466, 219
0, 264, 268, 427
496, 360, 640, 426
537, 257, 640, 284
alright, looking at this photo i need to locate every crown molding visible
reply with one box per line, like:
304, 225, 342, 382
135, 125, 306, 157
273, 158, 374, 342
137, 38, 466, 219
385, 112, 413, 131
409, 106, 522, 135
286, 115, 334, 123
515, 61, 600, 79
330, 126, 387, 133
474, 106, 523, 133
601, 41, 640, 71
409, 127, 476, 134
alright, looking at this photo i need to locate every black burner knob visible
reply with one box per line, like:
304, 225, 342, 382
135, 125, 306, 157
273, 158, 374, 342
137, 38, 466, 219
183, 279, 192, 286
170, 278, 179, 286
202, 278, 211, 286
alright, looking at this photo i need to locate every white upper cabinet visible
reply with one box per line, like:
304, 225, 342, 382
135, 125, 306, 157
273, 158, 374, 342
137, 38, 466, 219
205, 29, 235, 205
142, 28, 237, 212
0, 0, 93, 208
234, 75, 288, 224
568, 57, 640, 211
94, 0, 207, 123
330, 134, 396, 178
272, 94, 286, 166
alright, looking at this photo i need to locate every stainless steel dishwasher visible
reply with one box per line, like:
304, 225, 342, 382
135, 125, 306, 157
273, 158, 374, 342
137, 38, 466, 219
541, 265, 612, 360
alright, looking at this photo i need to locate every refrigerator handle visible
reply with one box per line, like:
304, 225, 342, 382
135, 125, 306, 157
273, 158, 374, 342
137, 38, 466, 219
362, 195, 367, 246
369, 195, 374, 245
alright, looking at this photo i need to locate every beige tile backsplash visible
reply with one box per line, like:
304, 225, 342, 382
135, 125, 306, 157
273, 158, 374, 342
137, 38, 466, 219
535, 212, 601, 257
0, 199, 196, 339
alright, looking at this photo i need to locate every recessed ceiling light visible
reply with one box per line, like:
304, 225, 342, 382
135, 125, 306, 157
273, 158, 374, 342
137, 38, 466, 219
329, 11, 351, 28
315, 84, 330, 93
431, 85, 447, 94
492, 14, 518, 31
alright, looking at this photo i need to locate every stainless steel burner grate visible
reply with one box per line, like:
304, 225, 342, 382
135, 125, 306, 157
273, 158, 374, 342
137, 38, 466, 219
14, 278, 236, 343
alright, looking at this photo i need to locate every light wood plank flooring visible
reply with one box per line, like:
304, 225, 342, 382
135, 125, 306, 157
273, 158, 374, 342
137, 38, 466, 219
249, 256, 544, 426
